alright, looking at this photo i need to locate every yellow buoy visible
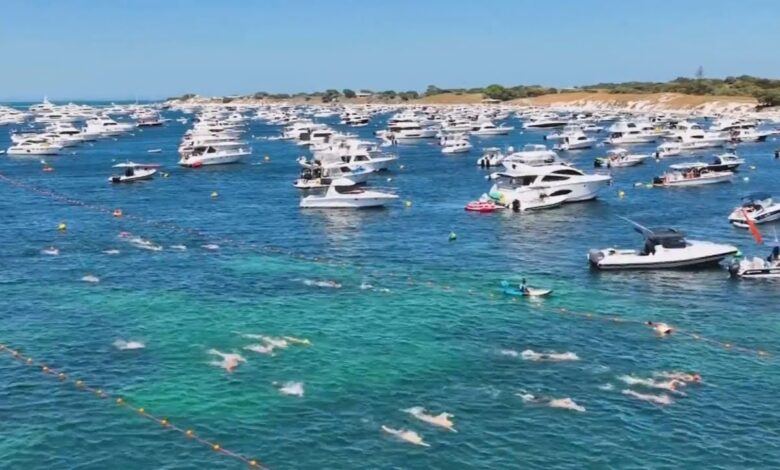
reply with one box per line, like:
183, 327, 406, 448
58, 223, 67, 232
185, 429, 194, 438
138, 407, 145, 414
116, 398, 124, 405
404, 200, 412, 208
618, 190, 626, 198
211, 191, 219, 198
264, 155, 270, 161
212, 444, 221, 452
161, 418, 169, 427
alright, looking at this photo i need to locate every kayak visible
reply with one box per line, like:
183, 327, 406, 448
500, 280, 553, 297
465, 201, 498, 212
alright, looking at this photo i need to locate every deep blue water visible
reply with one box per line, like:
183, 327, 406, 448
1, 107, 780, 469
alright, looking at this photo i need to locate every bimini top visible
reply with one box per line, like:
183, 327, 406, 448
639, 227, 688, 248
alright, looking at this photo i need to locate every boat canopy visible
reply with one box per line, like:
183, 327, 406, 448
642, 228, 688, 248
742, 192, 772, 203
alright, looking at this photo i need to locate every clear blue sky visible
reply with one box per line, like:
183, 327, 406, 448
1, 0, 778, 100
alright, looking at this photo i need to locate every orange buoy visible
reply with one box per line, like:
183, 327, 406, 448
185, 429, 194, 438
113, 209, 123, 218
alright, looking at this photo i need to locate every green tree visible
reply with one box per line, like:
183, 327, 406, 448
342, 89, 356, 98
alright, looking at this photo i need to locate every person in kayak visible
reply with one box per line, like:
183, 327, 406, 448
519, 278, 530, 295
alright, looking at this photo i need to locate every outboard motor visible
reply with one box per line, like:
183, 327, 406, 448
652, 176, 664, 185
511, 200, 520, 212
728, 261, 741, 278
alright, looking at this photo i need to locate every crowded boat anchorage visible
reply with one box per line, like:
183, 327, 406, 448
4, 96, 780, 274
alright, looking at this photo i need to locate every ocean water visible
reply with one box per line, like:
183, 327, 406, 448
1, 108, 780, 469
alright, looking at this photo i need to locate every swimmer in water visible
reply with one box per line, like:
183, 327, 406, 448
41, 246, 59, 256
646, 321, 673, 335
208, 349, 246, 373
622, 389, 673, 406
273, 381, 304, 397
283, 336, 311, 346
619, 375, 687, 394
655, 371, 702, 384
517, 392, 586, 412
403, 407, 457, 432
381, 425, 430, 447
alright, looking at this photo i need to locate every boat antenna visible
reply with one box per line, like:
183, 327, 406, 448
618, 216, 653, 236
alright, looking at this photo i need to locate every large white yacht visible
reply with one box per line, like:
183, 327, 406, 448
85, 116, 134, 137
488, 163, 611, 204
589, 224, 738, 270
605, 120, 659, 144
552, 127, 596, 151
178, 145, 251, 167
386, 121, 438, 140
7, 139, 63, 155
300, 178, 398, 209
311, 139, 397, 172
471, 121, 514, 135
522, 114, 567, 129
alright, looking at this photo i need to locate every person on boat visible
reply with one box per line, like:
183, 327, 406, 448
768, 246, 780, 263
646, 321, 673, 335
519, 278, 530, 295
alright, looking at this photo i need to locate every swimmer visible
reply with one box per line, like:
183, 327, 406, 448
521, 349, 580, 362
619, 375, 687, 394
622, 389, 673, 405
381, 425, 430, 447
646, 321, 673, 335
41, 246, 59, 256
81, 274, 100, 284
202, 244, 220, 251
102, 249, 120, 255
302, 279, 342, 289
517, 392, 586, 412
403, 407, 457, 432
655, 371, 702, 384
283, 336, 311, 346
273, 381, 304, 397
113, 339, 145, 350
170, 244, 187, 251
207, 349, 246, 373
244, 344, 275, 356
500, 349, 519, 357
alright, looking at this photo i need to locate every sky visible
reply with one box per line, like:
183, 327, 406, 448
1, 0, 779, 100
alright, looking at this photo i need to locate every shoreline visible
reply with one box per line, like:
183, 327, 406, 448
165, 91, 777, 116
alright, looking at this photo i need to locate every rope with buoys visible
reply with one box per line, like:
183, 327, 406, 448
0, 171, 772, 360
0, 343, 268, 469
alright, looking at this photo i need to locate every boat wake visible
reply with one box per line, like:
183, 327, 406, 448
622, 389, 673, 405
521, 349, 580, 362
81, 275, 100, 283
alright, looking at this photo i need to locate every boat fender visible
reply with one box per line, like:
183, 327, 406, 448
512, 200, 520, 212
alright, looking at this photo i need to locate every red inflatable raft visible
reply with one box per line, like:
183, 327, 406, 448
464, 201, 498, 212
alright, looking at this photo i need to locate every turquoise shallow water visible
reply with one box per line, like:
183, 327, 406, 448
2, 107, 780, 469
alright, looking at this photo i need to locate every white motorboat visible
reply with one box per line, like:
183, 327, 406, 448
109, 162, 160, 183
589, 223, 738, 270
605, 120, 659, 145
708, 153, 744, 172
300, 178, 398, 208
653, 163, 733, 187
728, 193, 780, 228
471, 121, 514, 136
313, 140, 397, 172
654, 142, 682, 158
85, 116, 134, 137
729, 247, 780, 278
666, 121, 727, 149
553, 128, 596, 151
594, 148, 650, 168
488, 163, 611, 204
7, 139, 63, 155
179, 145, 251, 167
729, 127, 776, 143
522, 114, 567, 129
476, 147, 506, 168
442, 137, 473, 154
386, 121, 437, 140
294, 159, 374, 189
